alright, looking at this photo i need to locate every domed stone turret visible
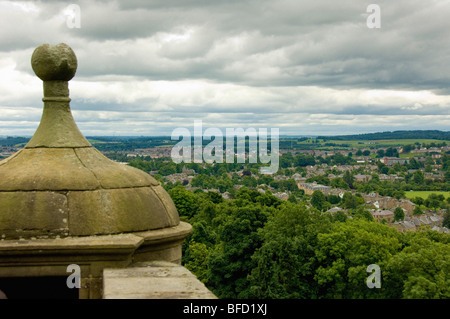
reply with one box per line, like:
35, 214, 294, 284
0, 43, 192, 299
0, 43, 213, 300
0, 43, 181, 239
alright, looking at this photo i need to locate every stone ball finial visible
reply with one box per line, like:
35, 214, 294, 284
31, 43, 77, 81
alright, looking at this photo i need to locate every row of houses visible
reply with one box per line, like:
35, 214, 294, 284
382, 157, 410, 166
327, 207, 448, 233
297, 182, 331, 195
392, 215, 448, 233
297, 181, 419, 216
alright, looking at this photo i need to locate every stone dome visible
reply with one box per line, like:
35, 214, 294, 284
0, 43, 180, 239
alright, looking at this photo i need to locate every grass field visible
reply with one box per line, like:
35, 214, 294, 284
325, 139, 448, 148
405, 191, 450, 200
399, 153, 422, 158
294, 138, 448, 150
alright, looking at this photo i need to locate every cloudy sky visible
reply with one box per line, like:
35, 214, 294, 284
0, 0, 449, 137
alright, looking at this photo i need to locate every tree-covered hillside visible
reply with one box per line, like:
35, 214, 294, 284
172, 186, 450, 299
319, 130, 450, 141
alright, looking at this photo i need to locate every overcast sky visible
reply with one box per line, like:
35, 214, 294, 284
0, 0, 449, 137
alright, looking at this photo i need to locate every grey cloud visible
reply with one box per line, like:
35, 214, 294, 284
5, 0, 448, 92
0, 0, 449, 136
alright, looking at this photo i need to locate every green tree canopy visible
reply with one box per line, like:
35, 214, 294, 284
249, 202, 331, 298
394, 207, 405, 221
310, 190, 328, 211
314, 219, 403, 298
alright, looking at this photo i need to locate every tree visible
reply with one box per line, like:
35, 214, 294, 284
327, 194, 341, 205
343, 192, 358, 210
333, 211, 348, 223
330, 177, 349, 190
258, 174, 274, 186
376, 149, 385, 158
402, 144, 414, 153
443, 169, 450, 183
288, 193, 298, 203
310, 190, 327, 211
191, 173, 217, 189
241, 175, 257, 188
343, 170, 354, 189
413, 170, 424, 184
385, 147, 399, 157
425, 194, 442, 211
207, 202, 269, 298
314, 219, 403, 298
443, 211, 450, 229
295, 154, 315, 167
383, 233, 450, 298
206, 191, 224, 204
380, 165, 389, 175
280, 153, 294, 168
242, 170, 252, 176
249, 203, 331, 298
216, 177, 233, 193
413, 206, 423, 216
169, 185, 200, 219
354, 208, 374, 221
412, 196, 424, 206
394, 207, 405, 221
183, 239, 212, 283
158, 162, 177, 175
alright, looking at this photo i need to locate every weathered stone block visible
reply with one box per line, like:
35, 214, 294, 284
68, 187, 176, 236
0, 191, 68, 239
74, 147, 159, 188
103, 261, 216, 299
0, 148, 99, 191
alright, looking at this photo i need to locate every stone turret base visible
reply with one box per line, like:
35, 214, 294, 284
103, 261, 216, 299
0, 222, 192, 299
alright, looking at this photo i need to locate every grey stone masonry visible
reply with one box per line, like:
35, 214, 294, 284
103, 261, 216, 299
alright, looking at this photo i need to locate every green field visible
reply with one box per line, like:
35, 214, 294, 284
294, 138, 448, 150
399, 152, 422, 158
405, 191, 450, 200
325, 139, 447, 148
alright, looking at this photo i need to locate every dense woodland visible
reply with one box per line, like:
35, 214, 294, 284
170, 186, 450, 299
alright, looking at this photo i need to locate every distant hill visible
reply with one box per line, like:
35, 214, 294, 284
318, 130, 450, 141
0, 136, 30, 147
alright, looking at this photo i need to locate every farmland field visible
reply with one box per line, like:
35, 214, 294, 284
292, 138, 449, 150
405, 191, 450, 200
324, 139, 448, 148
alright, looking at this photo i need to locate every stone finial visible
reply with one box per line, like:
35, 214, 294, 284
26, 43, 90, 148
31, 43, 77, 82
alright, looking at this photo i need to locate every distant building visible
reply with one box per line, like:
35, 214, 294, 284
382, 157, 410, 166
353, 174, 372, 183
373, 197, 397, 210
274, 192, 289, 200
326, 207, 346, 214
370, 209, 394, 223
391, 213, 447, 233
182, 166, 196, 175
297, 182, 331, 195
399, 199, 416, 216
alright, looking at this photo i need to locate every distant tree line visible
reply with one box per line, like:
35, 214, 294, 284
318, 130, 450, 141
0, 136, 29, 146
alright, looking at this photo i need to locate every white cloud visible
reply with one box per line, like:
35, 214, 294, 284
0, 0, 449, 136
